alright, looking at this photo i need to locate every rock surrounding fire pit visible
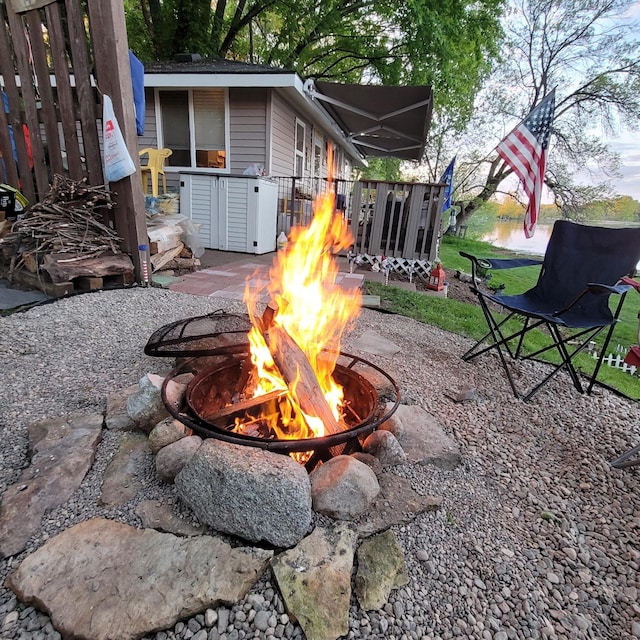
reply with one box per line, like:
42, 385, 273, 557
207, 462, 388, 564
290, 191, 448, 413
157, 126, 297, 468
175, 439, 314, 547
2, 386, 454, 640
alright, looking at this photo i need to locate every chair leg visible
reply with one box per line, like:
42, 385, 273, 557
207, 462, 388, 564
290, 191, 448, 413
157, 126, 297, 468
462, 300, 524, 398
151, 172, 159, 197
586, 292, 628, 394
610, 443, 640, 469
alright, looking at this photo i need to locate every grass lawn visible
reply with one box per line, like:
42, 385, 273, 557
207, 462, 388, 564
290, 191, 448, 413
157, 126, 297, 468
364, 234, 640, 401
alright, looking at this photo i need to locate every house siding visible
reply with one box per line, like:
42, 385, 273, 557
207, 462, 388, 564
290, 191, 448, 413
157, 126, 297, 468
140, 89, 159, 147
270, 90, 296, 177
229, 87, 267, 175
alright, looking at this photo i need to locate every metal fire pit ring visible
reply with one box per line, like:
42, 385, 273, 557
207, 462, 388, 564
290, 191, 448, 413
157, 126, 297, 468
161, 351, 400, 455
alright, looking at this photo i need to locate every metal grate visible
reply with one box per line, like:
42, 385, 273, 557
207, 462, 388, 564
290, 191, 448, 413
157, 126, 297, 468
144, 310, 252, 357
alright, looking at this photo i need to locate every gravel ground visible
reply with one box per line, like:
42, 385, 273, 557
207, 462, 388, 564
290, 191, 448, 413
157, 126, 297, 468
1, 285, 640, 640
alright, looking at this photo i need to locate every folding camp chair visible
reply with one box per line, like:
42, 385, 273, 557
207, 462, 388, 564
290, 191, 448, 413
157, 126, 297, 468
460, 220, 640, 402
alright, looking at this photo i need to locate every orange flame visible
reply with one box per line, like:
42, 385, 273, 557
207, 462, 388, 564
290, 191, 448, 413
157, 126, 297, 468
241, 145, 361, 440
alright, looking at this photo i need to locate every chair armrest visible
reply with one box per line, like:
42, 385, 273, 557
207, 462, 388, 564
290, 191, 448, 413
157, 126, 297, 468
586, 282, 631, 296
459, 252, 492, 284
552, 282, 630, 317
621, 276, 640, 293
459, 252, 542, 284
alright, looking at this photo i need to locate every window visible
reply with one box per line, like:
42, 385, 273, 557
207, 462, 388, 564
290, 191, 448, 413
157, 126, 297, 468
295, 119, 305, 177
157, 88, 227, 169
312, 132, 323, 178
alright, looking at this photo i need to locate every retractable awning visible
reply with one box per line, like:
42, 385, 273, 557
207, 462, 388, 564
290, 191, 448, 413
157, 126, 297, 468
305, 81, 433, 161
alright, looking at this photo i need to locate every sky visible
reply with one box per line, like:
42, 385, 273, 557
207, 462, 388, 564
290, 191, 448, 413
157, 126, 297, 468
608, 137, 640, 200
594, 1, 640, 201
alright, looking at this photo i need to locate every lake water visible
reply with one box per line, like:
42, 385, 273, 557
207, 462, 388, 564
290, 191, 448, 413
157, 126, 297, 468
480, 219, 640, 268
480, 219, 552, 256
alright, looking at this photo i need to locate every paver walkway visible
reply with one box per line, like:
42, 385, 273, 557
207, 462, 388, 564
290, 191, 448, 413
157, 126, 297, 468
168, 252, 365, 301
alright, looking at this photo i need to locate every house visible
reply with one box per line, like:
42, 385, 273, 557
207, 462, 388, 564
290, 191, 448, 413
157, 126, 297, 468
139, 57, 442, 260
137, 58, 367, 253
139, 57, 365, 184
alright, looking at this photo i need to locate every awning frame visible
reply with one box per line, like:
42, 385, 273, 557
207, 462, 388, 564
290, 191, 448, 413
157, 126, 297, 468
303, 80, 433, 161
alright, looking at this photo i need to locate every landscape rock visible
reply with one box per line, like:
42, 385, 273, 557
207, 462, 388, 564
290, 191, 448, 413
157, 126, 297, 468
104, 385, 138, 431
352, 329, 401, 357
126, 373, 170, 433
148, 417, 192, 454
6, 518, 272, 640
0, 413, 102, 557
175, 440, 313, 547
354, 472, 441, 537
349, 452, 383, 475
99, 432, 150, 506
135, 500, 205, 536
155, 435, 202, 482
352, 362, 399, 399
271, 522, 358, 640
362, 429, 407, 465
309, 455, 380, 520
354, 529, 408, 610
380, 403, 462, 470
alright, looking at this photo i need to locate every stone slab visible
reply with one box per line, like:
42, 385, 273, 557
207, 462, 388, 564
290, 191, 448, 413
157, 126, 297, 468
7, 518, 273, 640
353, 472, 441, 537
355, 529, 408, 610
271, 523, 358, 640
381, 403, 462, 470
99, 433, 150, 506
0, 413, 103, 557
135, 500, 205, 536
352, 329, 401, 357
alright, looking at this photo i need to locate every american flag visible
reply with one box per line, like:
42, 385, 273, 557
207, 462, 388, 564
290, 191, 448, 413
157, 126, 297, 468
496, 90, 555, 238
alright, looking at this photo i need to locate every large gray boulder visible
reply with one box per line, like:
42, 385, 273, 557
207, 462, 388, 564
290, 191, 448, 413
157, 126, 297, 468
175, 440, 313, 547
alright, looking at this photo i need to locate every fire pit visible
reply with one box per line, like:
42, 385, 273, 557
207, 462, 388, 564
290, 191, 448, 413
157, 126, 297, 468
146, 311, 399, 469
146, 166, 400, 468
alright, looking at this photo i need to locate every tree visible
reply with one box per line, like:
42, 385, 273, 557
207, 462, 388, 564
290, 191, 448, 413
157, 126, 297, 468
426, 0, 640, 229
124, 0, 504, 118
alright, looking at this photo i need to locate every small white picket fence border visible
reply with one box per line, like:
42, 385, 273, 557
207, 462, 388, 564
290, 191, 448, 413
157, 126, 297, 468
591, 344, 639, 377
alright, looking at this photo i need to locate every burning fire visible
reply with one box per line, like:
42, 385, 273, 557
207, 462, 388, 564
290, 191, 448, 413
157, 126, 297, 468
241, 149, 361, 441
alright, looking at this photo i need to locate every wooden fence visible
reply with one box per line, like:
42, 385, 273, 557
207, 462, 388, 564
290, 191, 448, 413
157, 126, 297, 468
275, 177, 445, 262
0, 0, 146, 278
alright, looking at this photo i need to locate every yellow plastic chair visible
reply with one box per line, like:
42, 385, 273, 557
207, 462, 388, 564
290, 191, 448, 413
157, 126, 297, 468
139, 148, 172, 197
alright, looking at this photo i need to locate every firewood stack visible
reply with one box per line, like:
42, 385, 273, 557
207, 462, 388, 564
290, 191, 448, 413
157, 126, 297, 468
0, 174, 134, 293
146, 221, 200, 276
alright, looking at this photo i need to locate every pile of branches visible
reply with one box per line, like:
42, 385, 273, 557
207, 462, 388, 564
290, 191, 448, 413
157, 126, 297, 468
1, 175, 122, 270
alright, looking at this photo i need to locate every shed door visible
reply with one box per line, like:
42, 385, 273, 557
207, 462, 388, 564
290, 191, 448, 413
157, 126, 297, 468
180, 174, 224, 249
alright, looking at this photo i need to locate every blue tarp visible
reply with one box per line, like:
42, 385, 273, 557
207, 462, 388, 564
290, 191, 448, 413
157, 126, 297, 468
129, 51, 145, 136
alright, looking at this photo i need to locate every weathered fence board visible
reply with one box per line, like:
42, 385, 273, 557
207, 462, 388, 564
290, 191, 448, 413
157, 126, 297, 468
0, 0, 147, 280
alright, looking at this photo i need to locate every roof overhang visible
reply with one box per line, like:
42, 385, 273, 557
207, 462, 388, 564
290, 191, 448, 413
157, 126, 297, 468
305, 81, 433, 161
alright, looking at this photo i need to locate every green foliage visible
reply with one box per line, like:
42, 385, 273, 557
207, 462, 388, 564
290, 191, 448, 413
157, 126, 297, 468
428, 0, 640, 227
358, 158, 402, 182
124, 0, 505, 122
577, 196, 640, 223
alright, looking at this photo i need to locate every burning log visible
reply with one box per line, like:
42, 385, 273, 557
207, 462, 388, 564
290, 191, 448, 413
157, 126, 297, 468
259, 302, 342, 435
202, 389, 287, 428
